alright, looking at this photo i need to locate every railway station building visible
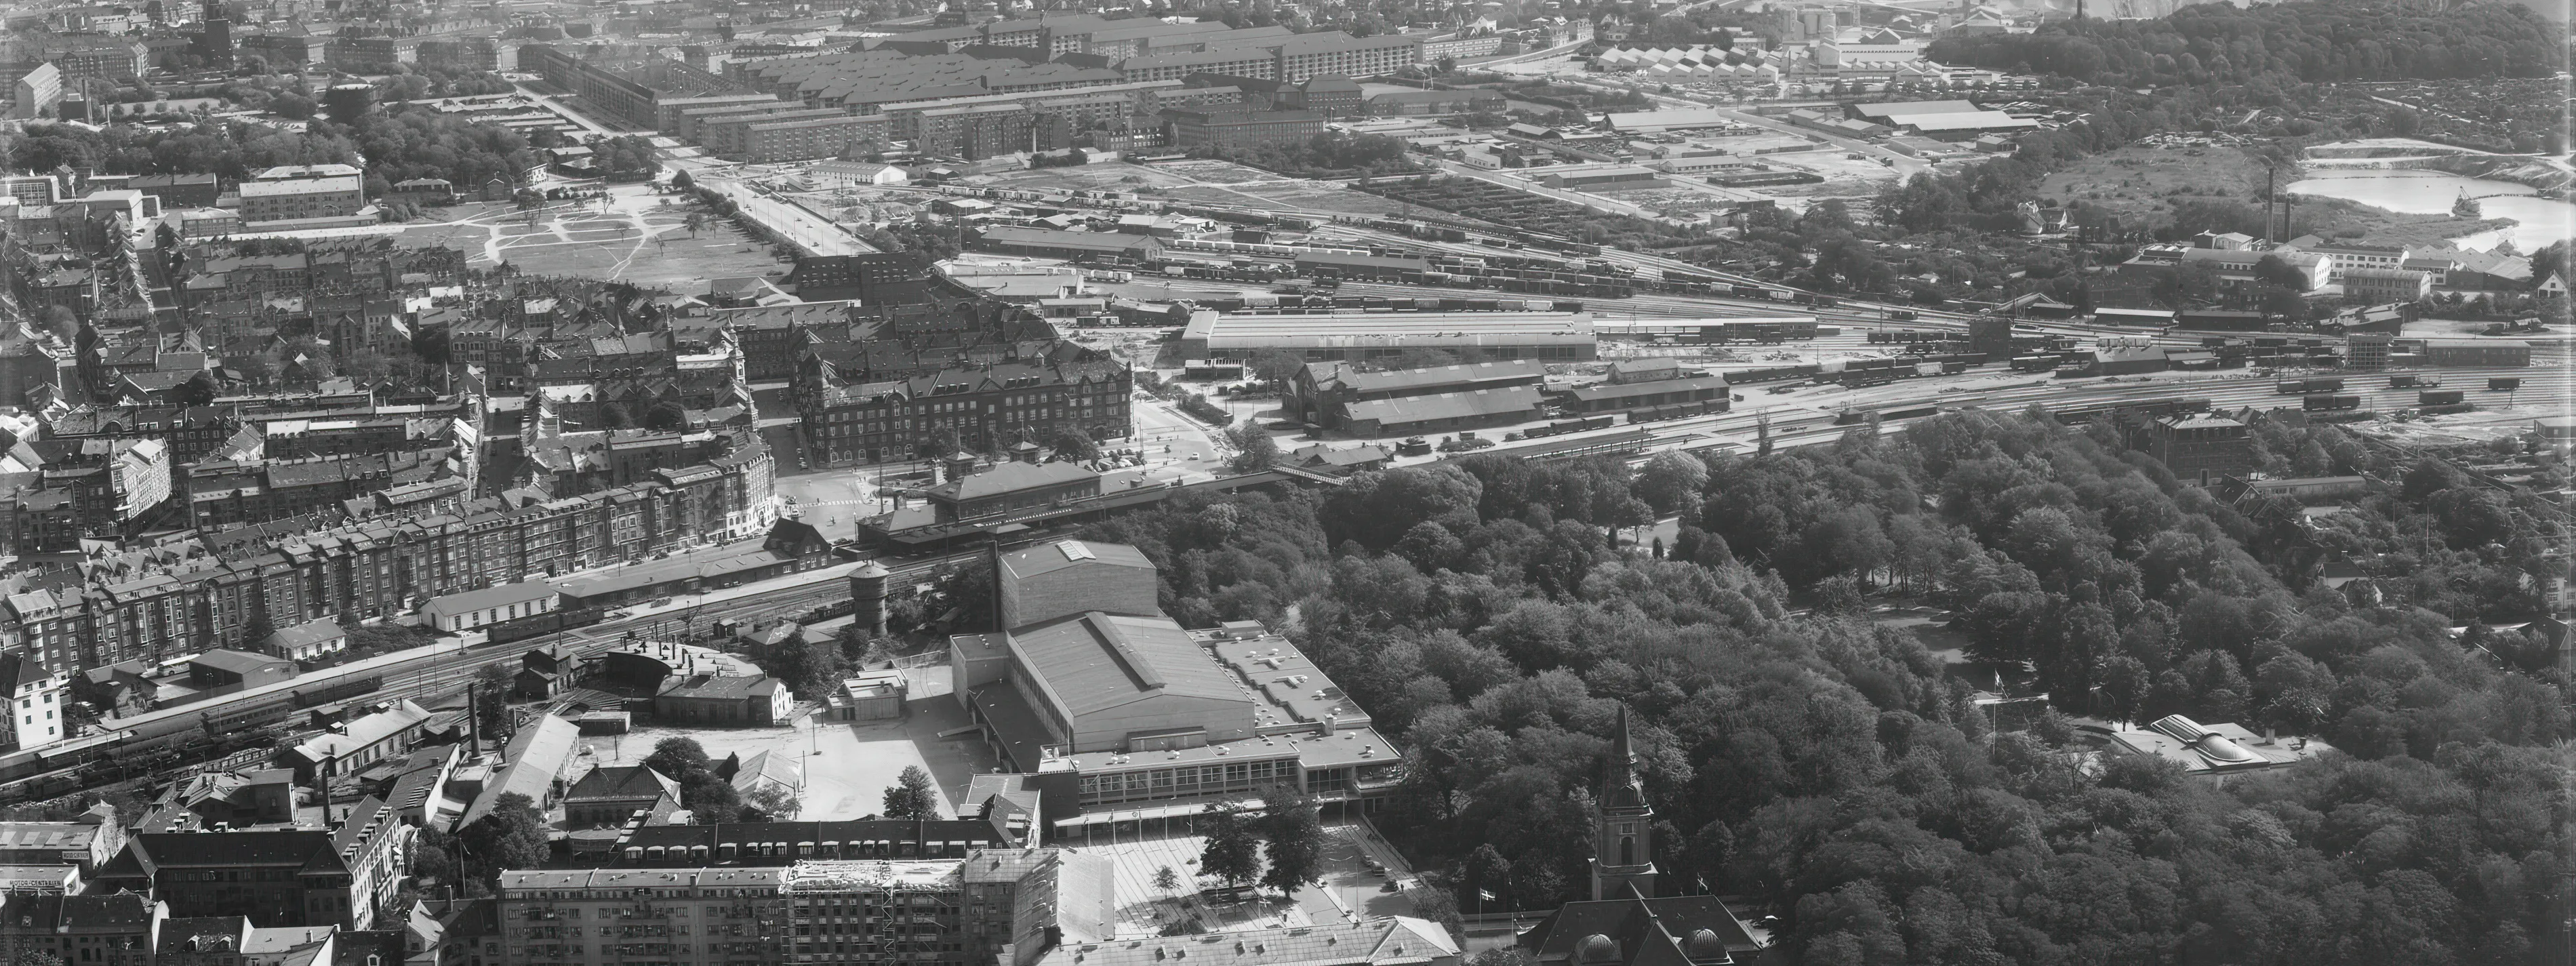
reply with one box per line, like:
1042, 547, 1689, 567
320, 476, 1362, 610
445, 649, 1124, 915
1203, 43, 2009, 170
420, 582, 561, 633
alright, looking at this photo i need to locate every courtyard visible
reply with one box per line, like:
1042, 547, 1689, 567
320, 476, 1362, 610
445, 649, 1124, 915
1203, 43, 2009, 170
576, 665, 997, 821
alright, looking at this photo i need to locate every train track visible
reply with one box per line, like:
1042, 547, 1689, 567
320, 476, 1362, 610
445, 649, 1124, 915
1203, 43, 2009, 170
1592, 361, 2576, 460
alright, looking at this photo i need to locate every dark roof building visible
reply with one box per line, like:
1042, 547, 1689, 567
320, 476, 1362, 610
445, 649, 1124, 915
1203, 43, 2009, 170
1515, 894, 1763, 966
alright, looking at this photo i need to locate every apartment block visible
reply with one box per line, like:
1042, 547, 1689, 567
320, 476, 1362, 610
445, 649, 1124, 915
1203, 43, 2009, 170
237, 176, 365, 224
1160, 108, 1325, 151
496, 867, 788, 966
738, 114, 895, 163
797, 360, 1133, 467
914, 103, 1034, 159
698, 107, 848, 157
0, 440, 772, 672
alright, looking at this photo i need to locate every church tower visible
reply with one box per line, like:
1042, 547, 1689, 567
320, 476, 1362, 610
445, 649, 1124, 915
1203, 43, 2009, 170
1591, 704, 1657, 900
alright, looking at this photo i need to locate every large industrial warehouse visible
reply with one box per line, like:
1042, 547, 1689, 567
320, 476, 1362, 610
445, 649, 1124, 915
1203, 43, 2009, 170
1176, 309, 1597, 363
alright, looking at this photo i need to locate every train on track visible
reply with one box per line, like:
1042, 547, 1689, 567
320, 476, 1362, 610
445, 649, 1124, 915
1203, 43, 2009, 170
0, 670, 390, 804
481, 607, 611, 647
1514, 416, 1618, 440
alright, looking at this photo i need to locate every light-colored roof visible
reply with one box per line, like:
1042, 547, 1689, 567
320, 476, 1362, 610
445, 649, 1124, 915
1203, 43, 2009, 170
1323, 359, 1545, 395
266, 617, 344, 651
422, 582, 559, 619
1185, 310, 1593, 350
1848, 99, 1977, 119
1029, 917, 1457, 966
289, 700, 430, 763
1567, 373, 1729, 403
235, 176, 363, 199
1893, 110, 2039, 132
1342, 385, 1545, 426
459, 714, 579, 828
1000, 540, 1155, 581
1008, 612, 1247, 718
927, 461, 1099, 504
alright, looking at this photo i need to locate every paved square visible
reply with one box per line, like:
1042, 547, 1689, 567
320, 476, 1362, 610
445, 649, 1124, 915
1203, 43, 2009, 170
578, 667, 997, 820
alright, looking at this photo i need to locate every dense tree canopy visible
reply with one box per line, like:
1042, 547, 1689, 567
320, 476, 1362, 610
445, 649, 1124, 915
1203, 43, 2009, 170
1929, 2, 2560, 88
1079, 409, 2570, 965
3, 104, 534, 191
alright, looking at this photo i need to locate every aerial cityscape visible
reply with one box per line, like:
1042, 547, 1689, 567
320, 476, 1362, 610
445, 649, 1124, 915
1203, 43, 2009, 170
0, 0, 2562, 963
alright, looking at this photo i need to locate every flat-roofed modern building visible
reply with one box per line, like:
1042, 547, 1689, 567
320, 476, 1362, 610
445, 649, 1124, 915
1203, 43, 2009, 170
496, 866, 788, 966
1179, 309, 1596, 363
2103, 714, 2325, 784
1160, 108, 1325, 150
236, 175, 363, 224
950, 542, 1403, 839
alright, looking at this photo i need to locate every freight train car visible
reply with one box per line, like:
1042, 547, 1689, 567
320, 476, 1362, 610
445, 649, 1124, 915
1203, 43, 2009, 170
1729, 365, 1821, 384
2276, 378, 2345, 395
483, 606, 609, 647
1519, 416, 1617, 439
2419, 390, 2466, 407
2303, 395, 2362, 411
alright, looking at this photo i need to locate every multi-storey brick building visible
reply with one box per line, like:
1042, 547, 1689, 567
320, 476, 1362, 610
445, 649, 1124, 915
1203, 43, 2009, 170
696, 107, 847, 157
497, 850, 1108, 966
521, 44, 764, 132
0, 441, 771, 671
235, 33, 319, 68
0, 893, 161, 966
237, 175, 365, 224
418, 37, 500, 71
327, 34, 418, 71
2118, 411, 2255, 481
496, 866, 787, 966
91, 795, 411, 930
737, 113, 894, 163
796, 361, 1132, 467
914, 103, 1034, 159
1160, 108, 1325, 151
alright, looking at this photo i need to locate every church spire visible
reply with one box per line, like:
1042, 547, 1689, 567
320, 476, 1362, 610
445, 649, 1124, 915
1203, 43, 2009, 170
1592, 704, 1658, 901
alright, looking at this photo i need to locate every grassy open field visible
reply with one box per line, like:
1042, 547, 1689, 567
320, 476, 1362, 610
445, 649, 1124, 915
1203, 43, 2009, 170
388, 191, 788, 289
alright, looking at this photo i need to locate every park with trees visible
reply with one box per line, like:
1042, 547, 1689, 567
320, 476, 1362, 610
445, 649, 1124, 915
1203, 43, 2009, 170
1071, 407, 2568, 965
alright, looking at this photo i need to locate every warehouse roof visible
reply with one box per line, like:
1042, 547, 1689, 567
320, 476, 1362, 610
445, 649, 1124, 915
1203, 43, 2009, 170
1009, 612, 1247, 717
1342, 385, 1544, 426
1184, 310, 1594, 349
1566, 373, 1729, 403
1893, 111, 2039, 132
1310, 359, 1546, 395
977, 226, 1161, 254
421, 581, 557, 619
1849, 99, 1977, 120
1604, 108, 1744, 130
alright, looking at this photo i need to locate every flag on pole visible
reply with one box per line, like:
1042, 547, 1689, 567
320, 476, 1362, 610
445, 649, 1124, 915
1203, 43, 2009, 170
1478, 889, 1496, 902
